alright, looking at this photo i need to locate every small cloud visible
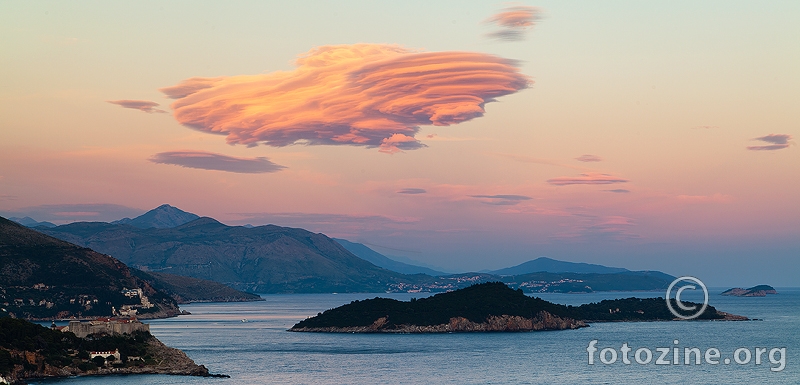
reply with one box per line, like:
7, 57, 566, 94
676, 194, 733, 203
547, 172, 628, 186
605, 189, 630, 193
159, 44, 529, 153
107, 100, 167, 114
397, 188, 427, 194
691, 125, 718, 129
575, 154, 603, 162
484, 5, 542, 42
470, 194, 532, 205
379, 133, 423, 154
149, 151, 285, 173
746, 134, 793, 151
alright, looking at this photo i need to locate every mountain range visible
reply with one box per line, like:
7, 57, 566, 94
23, 204, 676, 294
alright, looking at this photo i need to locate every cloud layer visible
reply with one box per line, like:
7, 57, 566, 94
149, 151, 285, 173
747, 134, 793, 151
547, 173, 629, 186
397, 188, 427, 194
470, 194, 532, 205
159, 44, 530, 154
485, 6, 542, 41
107, 100, 167, 113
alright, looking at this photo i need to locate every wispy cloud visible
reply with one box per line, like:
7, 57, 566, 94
149, 151, 285, 173
691, 125, 718, 130
107, 99, 167, 114
676, 194, 733, 203
159, 44, 530, 154
484, 5, 542, 41
397, 188, 427, 194
547, 172, 629, 186
494, 153, 589, 171
605, 189, 630, 193
550, 215, 639, 241
746, 134, 793, 151
575, 154, 603, 162
469, 194, 532, 205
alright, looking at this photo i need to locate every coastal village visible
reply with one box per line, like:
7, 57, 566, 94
0, 283, 155, 319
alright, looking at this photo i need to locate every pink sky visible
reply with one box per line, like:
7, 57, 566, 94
1, 1, 798, 285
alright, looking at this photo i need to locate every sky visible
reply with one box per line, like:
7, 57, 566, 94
1, 1, 798, 286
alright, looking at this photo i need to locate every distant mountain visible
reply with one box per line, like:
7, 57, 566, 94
8, 216, 56, 228
490, 257, 629, 275
41, 218, 424, 293
112, 204, 199, 229
334, 239, 445, 276
0, 217, 180, 320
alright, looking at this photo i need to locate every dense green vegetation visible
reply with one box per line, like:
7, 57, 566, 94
0, 318, 155, 376
292, 282, 724, 329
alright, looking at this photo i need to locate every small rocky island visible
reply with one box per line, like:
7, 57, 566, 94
721, 285, 778, 297
291, 282, 744, 333
0, 318, 226, 385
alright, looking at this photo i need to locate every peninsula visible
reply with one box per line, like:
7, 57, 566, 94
0, 318, 226, 384
291, 282, 745, 333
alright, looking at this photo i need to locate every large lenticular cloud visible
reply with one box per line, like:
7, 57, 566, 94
159, 44, 530, 154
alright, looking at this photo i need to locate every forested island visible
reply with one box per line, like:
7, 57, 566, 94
291, 282, 746, 333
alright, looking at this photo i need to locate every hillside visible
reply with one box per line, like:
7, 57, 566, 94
133, 271, 263, 303
40, 218, 424, 293
0, 217, 180, 320
291, 282, 738, 333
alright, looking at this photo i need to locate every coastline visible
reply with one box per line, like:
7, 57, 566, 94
1, 331, 227, 385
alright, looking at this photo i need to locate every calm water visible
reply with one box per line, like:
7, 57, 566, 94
31, 288, 799, 384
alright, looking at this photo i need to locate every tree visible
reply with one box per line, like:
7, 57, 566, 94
91, 356, 105, 367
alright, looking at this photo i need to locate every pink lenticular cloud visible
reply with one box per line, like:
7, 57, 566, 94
159, 44, 530, 154
107, 100, 167, 113
547, 172, 628, 186
746, 134, 793, 151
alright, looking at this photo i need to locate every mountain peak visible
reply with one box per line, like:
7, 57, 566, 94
113, 204, 200, 229
490, 257, 629, 276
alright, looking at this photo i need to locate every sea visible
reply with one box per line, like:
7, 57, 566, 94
30, 288, 799, 385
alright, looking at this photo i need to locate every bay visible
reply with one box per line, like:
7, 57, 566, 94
30, 288, 799, 384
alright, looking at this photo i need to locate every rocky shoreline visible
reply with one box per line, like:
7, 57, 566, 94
2, 335, 227, 385
291, 311, 588, 333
